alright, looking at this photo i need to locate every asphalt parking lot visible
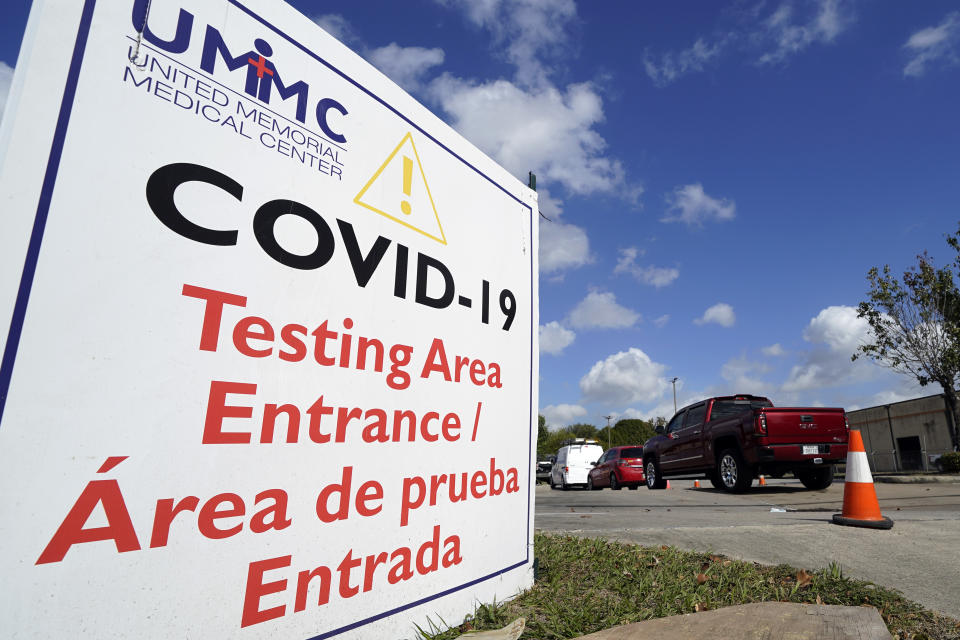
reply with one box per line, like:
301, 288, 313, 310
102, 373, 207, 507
535, 478, 960, 619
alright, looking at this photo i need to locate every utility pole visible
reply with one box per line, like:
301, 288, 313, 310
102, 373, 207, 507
603, 415, 613, 449
670, 377, 679, 415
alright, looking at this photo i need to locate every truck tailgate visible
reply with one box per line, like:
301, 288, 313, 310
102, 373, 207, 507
761, 408, 847, 444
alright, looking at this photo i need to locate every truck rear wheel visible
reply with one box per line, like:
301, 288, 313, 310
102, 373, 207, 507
797, 466, 834, 490
717, 449, 752, 493
645, 458, 667, 490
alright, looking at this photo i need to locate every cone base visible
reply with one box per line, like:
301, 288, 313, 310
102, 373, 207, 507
832, 514, 894, 530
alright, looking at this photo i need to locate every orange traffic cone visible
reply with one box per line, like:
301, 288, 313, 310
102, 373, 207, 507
666, 480, 672, 489
832, 430, 893, 529
693, 479, 701, 489
758, 475, 767, 486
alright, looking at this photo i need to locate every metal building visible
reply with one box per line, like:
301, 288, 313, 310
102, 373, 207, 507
846, 392, 957, 472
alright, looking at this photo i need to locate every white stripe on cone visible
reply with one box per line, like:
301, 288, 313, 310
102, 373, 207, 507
845, 450, 873, 484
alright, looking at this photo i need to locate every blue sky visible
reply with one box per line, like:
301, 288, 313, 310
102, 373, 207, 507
2, 1, 958, 428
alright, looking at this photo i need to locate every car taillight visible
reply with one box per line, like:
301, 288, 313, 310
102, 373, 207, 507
844, 415, 850, 431
617, 460, 629, 467
756, 412, 767, 435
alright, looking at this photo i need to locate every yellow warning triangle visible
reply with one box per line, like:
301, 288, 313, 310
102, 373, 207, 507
353, 132, 446, 244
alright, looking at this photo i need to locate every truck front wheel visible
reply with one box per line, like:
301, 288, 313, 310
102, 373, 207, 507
797, 466, 834, 490
645, 458, 667, 490
717, 449, 752, 493
707, 472, 725, 490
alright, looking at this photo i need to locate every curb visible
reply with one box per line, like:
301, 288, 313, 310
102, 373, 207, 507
874, 475, 960, 484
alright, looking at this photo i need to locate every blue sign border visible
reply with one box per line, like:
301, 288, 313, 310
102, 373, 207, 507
0, 0, 536, 638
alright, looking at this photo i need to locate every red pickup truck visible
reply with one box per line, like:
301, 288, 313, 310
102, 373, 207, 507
642, 395, 849, 492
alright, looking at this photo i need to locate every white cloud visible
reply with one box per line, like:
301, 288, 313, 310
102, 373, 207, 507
436, 0, 576, 86
616, 408, 648, 421
428, 75, 626, 196
367, 44, 445, 92
538, 188, 592, 275
654, 314, 670, 328
580, 348, 669, 405
311, 14, 360, 45
757, 0, 852, 65
781, 354, 878, 392
720, 355, 772, 391
903, 12, 960, 77
661, 183, 735, 227
541, 403, 587, 429
781, 305, 877, 392
0, 62, 13, 120
312, 16, 446, 95
695, 303, 735, 328
399, 0, 632, 280
539, 321, 575, 355
340, 0, 632, 281
642, 1, 853, 85
762, 343, 786, 357
857, 376, 929, 408
614, 247, 679, 288
540, 221, 591, 274
802, 305, 871, 353
636, 266, 680, 288
644, 37, 727, 86
781, 362, 827, 391
567, 290, 641, 330
631, 384, 707, 422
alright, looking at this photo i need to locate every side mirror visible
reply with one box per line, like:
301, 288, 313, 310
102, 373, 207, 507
590, 461, 597, 466
655, 425, 665, 434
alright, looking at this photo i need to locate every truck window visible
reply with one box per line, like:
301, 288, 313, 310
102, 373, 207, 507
684, 404, 706, 429
710, 399, 773, 421
666, 411, 685, 433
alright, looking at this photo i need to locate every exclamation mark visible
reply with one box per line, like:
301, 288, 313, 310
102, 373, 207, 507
401, 156, 413, 215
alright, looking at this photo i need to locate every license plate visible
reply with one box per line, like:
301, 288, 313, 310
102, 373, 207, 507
803, 445, 818, 455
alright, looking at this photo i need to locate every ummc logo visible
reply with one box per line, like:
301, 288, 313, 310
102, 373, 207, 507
131, 0, 348, 143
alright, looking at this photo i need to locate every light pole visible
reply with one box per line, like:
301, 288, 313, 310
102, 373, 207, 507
603, 415, 613, 449
670, 377, 678, 415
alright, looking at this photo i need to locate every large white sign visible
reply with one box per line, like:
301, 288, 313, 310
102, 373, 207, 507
0, 0, 538, 637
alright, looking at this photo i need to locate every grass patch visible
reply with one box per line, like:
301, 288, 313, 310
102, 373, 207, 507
418, 533, 960, 640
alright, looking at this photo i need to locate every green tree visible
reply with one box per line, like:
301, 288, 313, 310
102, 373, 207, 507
854, 224, 960, 450
540, 428, 574, 455
612, 418, 656, 446
568, 423, 599, 439
595, 419, 656, 449
537, 423, 602, 456
536, 414, 549, 456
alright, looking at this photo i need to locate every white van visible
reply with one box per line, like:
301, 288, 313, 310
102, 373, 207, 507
551, 439, 604, 489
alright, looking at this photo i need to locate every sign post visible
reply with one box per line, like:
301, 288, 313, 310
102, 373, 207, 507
0, 1, 538, 637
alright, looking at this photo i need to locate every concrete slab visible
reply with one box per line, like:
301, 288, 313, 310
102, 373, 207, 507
573, 603, 891, 640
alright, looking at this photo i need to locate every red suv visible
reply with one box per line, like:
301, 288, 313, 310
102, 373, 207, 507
587, 445, 645, 490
